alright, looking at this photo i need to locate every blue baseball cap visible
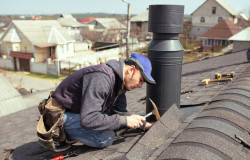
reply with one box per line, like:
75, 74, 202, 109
125, 52, 156, 84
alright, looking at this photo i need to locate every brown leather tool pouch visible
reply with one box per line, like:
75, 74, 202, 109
37, 91, 66, 151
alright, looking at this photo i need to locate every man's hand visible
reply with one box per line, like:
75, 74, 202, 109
127, 115, 146, 129
144, 122, 154, 130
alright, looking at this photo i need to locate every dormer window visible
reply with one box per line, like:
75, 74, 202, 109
212, 7, 216, 14
218, 17, 223, 22
201, 17, 205, 23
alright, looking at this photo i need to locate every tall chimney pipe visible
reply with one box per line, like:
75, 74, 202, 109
146, 5, 184, 117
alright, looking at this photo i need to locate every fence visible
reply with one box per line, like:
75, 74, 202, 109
31, 59, 60, 76
0, 57, 14, 70
59, 42, 147, 75
0, 42, 147, 76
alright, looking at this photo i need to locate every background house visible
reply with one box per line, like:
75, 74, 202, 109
79, 17, 97, 24
85, 18, 126, 42
229, 26, 250, 52
130, 9, 151, 41
57, 14, 85, 41
0, 20, 75, 72
199, 19, 240, 52
191, 0, 238, 39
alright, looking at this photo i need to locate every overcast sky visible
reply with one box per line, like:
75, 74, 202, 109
0, 0, 249, 15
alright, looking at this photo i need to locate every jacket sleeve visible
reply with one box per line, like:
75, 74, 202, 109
80, 72, 127, 131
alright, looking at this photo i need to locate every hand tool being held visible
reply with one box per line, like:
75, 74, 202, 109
144, 98, 160, 120
214, 71, 235, 79
115, 98, 160, 136
201, 78, 232, 85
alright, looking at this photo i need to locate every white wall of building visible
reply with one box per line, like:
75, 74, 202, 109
0, 57, 14, 70
232, 41, 250, 52
30, 59, 60, 76
56, 43, 74, 60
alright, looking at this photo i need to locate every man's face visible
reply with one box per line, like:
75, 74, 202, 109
124, 66, 145, 91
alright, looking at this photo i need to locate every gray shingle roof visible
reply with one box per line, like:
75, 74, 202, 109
0, 50, 249, 160
0, 74, 27, 117
156, 69, 250, 160
57, 17, 84, 27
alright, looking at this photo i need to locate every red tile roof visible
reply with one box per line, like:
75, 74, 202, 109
79, 17, 97, 23
200, 19, 240, 39
10, 51, 33, 59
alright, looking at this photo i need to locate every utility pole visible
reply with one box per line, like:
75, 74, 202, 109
126, 3, 131, 59
122, 0, 130, 58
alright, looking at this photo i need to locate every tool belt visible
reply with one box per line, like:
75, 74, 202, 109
37, 91, 66, 151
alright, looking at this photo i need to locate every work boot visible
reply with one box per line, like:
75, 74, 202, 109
54, 141, 72, 152
66, 138, 77, 144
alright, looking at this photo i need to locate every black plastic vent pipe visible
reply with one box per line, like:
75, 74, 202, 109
146, 5, 184, 117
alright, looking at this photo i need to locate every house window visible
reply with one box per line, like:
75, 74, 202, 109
8, 47, 12, 56
61, 45, 64, 53
218, 17, 223, 22
204, 39, 208, 46
208, 39, 214, 46
212, 7, 216, 14
218, 40, 222, 46
200, 17, 205, 23
24, 47, 27, 52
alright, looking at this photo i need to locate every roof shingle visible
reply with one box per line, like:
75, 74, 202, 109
200, 19, 240, 39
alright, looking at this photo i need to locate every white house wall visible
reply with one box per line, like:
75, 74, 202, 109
56, 43, 74, 60
0, 57, 14, 70
30, 60, 60, 76
191, 0, 237, 38
30, 61, 47, 74
192, 1, 232, 26
191, 26, 211, 38
232, 41, 250, 52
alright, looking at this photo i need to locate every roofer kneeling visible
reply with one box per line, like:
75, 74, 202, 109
37, 52, 156, 152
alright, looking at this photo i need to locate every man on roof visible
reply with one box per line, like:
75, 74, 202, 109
38, 52, 155, 151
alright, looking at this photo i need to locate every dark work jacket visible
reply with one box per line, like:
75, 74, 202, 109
52, 59, 128, 131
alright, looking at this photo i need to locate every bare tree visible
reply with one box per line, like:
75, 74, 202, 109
81, 30, 101, 42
